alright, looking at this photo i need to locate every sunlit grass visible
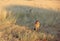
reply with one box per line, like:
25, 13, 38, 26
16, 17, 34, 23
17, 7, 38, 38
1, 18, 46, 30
0, 24, 55, 41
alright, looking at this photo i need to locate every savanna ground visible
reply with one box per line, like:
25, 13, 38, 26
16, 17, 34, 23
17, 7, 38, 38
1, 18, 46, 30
0, 5, 60, 41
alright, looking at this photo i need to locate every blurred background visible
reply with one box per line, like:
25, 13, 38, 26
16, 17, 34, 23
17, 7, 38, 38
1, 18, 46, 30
0, 0, 60, 41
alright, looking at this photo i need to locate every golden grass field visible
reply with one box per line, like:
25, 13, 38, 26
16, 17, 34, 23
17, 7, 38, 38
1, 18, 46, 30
0, 0, 60, 41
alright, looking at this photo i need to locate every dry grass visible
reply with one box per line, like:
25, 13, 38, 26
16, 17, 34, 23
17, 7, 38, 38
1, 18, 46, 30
0, 24, 55, 41
0, 8, 60, 41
